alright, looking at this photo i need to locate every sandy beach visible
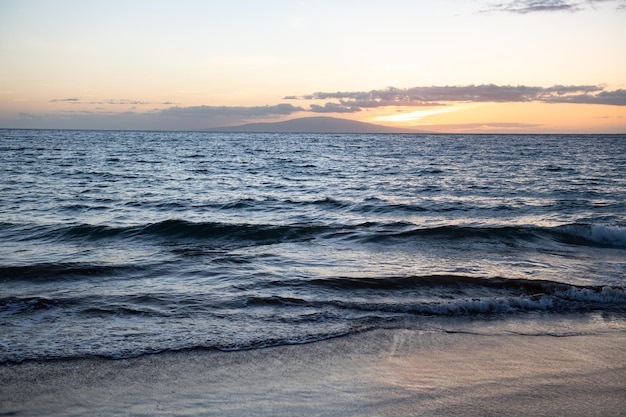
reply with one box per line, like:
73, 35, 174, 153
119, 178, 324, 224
2, 327, 625, 416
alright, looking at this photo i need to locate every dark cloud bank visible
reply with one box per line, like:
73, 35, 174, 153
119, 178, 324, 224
294, 85, 626, 113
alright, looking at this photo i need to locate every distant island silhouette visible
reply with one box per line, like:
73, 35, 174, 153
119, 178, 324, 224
206, 116, 430, 134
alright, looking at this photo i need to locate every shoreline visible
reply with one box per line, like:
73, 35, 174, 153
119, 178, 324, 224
2, 327, 625, 416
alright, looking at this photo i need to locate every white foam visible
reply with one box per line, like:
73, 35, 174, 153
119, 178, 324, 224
555, 285, 626, 304
422, 295, 554, 316
562, 224, 626, 247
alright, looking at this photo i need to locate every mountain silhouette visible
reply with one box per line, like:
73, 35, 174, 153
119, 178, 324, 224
207, 116, 429, 134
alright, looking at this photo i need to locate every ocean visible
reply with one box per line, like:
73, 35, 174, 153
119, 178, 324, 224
1, 129, 625, 363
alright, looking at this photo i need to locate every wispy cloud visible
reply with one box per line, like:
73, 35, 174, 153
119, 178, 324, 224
484, 0, 625, 13
51, 98, 165, 105
288, 85, 626, 110
50, 98, 81, 103
487, 0, 580, 13
91, 99, 151, 105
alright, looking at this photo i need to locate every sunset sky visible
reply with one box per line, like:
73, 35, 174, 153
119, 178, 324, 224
1, 0, 625, 133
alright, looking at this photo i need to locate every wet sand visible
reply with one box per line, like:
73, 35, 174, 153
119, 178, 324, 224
2, 328, 625, 416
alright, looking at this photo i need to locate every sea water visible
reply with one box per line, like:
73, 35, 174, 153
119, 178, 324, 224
1, 130, 625, 362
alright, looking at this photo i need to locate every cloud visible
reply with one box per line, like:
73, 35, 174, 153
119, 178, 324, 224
488, 0, 579, 13
139, 103, 306, 130
309, 102, 361, 113
586, 0, 626, 7
51, 101, 305, 118
92, 99, 150, 105
484, 0, 625, 12
544, 89, 626, 105
51, 98, 152, 105
17, 112, 46, 119
290, 85, 626, 109
9, 103, 306, 130
50, 98, 81, 103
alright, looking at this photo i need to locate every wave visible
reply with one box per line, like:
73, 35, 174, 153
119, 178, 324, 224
3, 219, 625, 249
240, 280, 626, 336
304, 274, 558, 291
555, 224, 626, 248
229, 196, 518, 214
361, 222, 626, 248
282, 275, 626, 314
0, 296, 73, 315
136, 219, 331, 245
284, 197, 429, 214
119, 195, 528, 216
0, 219, 332, 246
2, 274, 624, 363
4, 275, 623, 319
0, 262, 142, 282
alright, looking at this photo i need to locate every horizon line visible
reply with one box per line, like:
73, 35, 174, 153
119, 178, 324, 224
1, 127, 623, 135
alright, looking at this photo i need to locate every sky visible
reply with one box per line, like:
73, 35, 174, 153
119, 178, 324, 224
1, 0, 625, 133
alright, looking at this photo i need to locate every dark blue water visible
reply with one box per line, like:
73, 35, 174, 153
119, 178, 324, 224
1, 130, 625, 362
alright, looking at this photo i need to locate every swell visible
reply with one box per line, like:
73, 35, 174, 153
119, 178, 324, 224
3, 220, 625, 248
4, 275, 623, 318
356, 223, 626, 248
0, 262, 145, 282
303, 274, 563, 291
279, 275, 626, 313
116, 196, 429, 214
0, 220, 331, 246
93, 195, 581, 217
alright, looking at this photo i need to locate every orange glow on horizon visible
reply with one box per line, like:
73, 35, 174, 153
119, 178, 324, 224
358, 102, 626, 133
